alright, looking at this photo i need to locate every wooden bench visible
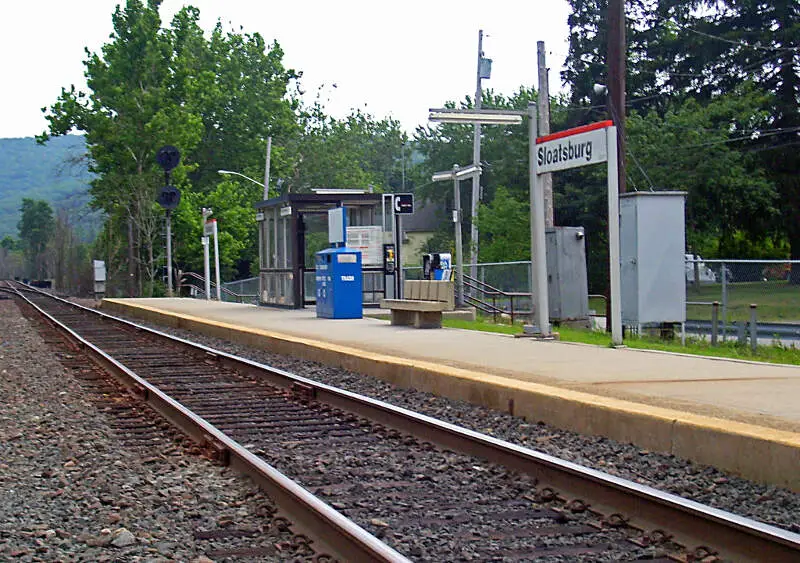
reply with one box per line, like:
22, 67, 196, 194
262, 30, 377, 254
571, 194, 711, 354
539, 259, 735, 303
380, 280, 454, 328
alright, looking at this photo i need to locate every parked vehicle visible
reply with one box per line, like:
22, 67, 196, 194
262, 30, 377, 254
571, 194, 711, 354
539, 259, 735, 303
762, 262, 790, 281
685, 254, 717, 283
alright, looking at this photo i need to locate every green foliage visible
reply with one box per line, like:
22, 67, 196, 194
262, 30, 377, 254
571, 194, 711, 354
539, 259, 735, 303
626, 86, 779, 254
0, 136, 95, 240
174, 181, 261, 279
18, 199, 55, 278
289, 105, 407, 192
564, 0, 800, 273
477, 187, 530, 263
1, 236, 17, 251
39, 1, 298, 294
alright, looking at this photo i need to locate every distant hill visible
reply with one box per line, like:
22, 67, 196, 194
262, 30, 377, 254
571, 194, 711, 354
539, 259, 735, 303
0, 135, 97, 240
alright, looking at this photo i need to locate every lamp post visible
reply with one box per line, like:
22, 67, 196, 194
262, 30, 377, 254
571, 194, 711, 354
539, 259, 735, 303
218, 169, 267, 303
429, 107, 551, 337
431, 164, 481, 308
218, 169, 266, 189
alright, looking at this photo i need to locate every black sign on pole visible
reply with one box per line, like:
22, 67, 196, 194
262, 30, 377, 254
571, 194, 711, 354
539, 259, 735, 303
393, 193, 414, 215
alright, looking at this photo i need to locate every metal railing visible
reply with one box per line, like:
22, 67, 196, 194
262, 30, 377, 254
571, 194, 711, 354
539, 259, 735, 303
404, 261, 533, 323
181, 272, 258, 304
463, 273, 530, 324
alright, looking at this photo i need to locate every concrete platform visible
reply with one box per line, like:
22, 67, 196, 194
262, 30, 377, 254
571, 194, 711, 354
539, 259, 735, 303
101, 298, 800, 491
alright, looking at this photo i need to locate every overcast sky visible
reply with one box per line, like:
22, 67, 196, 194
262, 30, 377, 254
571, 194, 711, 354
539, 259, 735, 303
1, 0, 573, 139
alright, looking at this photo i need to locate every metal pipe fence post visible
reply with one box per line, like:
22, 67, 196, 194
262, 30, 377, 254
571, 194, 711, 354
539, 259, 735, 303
721, 262, 728, 341
749, 304, 757, 354
711, 301, 719, 346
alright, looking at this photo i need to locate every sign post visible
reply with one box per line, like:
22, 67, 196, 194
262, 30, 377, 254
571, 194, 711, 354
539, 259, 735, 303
528, 103, 550, 338
392, 194, 414, 298
155, 145, 181, 297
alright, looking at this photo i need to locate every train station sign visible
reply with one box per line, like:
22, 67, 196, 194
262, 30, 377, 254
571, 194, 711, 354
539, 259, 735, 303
535, 120, 612, 174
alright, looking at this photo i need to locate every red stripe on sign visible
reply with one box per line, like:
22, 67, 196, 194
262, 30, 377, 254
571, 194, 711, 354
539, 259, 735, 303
536, 120, 613, 144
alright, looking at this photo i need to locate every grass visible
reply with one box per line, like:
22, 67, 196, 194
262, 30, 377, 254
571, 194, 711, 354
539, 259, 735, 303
686, 280, 800, 322
442, 317, 523, 335
441, 315, 800, 366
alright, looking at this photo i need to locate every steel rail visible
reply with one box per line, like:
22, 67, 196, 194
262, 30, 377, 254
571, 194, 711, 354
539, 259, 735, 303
11, 284, 800, 562
8, 285, 410, 563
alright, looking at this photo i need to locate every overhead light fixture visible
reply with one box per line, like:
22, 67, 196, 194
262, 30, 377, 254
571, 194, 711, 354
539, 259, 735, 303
311, 189, 366, 195
428, 108, 524, 125
431, 164, 482, 182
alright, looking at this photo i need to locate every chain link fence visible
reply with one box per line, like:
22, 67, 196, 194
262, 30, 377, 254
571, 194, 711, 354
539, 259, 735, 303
685, 259, 800, 344
403, 261, 532, 292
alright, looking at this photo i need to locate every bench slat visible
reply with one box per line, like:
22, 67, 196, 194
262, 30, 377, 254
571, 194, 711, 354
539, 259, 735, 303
380, 299, 447, 312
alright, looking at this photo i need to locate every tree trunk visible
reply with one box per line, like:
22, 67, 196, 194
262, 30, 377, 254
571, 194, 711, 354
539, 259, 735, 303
127, 215, 136, 297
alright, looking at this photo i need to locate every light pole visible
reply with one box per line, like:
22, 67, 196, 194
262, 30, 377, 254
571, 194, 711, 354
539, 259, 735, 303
429, 107, 554, 337
432, 164, 481, 308
201, 207, 213, 300
218, 169, 267, 303
218, 169, 266, 189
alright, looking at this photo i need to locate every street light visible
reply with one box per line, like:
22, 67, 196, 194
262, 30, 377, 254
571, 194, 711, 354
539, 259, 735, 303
218, 169, 265, 189
429, 107, 526, 306
428, 105, 551, 337
431, 163, 481, 307
429, 108, 524, 125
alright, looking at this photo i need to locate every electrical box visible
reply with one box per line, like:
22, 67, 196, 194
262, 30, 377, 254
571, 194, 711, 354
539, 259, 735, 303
545, 227, 589, 322
620, 192, 686, 328
315, 248, 363, 319
93, 260, 106, 298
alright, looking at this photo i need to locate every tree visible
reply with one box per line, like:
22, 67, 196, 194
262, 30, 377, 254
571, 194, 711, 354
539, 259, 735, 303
563, 0, 799, 273
0, 236, 23, 280
288, 105, 407, 192
17, 199, 55, 279
477, 187, 530, 263
39, 1, 299, 292
625, 86, 779, 255
657, 0, 800, 279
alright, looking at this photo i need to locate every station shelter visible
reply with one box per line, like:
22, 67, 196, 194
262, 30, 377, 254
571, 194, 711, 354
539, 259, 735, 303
254, 191, 387, 309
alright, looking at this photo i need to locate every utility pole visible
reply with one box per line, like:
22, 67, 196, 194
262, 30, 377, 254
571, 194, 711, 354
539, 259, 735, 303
401, 141, 406, 190
537, 41, 554, 228
606, 0, 627, 337
263, 136, 272, 200
608, 0, 626, 195
470, 29, 485, 286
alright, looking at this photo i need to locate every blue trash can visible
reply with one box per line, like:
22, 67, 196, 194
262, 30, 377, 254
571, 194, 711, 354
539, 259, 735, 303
315, 248, 363, 319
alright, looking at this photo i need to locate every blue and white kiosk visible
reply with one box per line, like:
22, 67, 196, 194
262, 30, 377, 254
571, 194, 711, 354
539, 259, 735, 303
315, 207, 363, 319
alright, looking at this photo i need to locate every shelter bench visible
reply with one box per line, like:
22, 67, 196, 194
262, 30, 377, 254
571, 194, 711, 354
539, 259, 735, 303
380, 280, 454, 329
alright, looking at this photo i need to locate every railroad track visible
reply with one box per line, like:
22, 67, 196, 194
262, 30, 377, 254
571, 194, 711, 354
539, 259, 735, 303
5, 282, 800, 562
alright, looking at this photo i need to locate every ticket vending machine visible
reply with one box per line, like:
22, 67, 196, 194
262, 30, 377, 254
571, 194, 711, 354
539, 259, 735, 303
315, 247, 363, 319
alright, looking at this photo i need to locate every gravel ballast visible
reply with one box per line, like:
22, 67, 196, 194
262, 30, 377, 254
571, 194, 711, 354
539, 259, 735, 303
98, 304, 800, 535
0, 299, 315, 562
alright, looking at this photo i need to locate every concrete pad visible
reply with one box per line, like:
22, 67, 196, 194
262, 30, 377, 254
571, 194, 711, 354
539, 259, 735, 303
100, 298, 800, 491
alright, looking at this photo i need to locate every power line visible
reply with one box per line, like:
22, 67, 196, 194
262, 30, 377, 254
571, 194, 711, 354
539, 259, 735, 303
670, 127, 800, 150
680, 24, 799, 53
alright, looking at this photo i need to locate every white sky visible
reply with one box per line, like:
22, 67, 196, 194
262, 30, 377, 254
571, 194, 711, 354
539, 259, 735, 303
0, 0, 573, 139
